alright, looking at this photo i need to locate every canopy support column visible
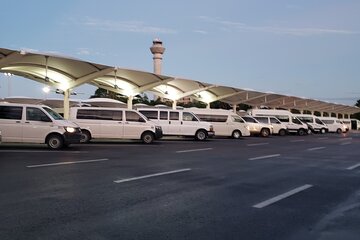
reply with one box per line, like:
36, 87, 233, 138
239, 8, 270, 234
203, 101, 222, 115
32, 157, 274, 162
127, 96, 133, 109
172, 100, 177, 110
63, 90, 70, 119
232, 104, 237, 113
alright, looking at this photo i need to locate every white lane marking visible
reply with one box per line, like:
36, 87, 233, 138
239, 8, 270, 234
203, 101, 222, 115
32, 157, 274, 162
339, 137, 352, 141
290, 139, 305, 143
247, 143, 269, 147
307, 147, 326, 151
346, 163, 360, 170
340, 142, 351, 146
249, 154, 280, 161
27, 158, 109, 168
253, 184, 313, 209
176, 148, 213, 153
0, 150, 84, 153
114, 168, 191, 184
318, 137, 328, 140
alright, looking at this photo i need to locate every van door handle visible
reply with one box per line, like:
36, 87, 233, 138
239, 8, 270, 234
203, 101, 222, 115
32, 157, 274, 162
169, 121, 171, 124
125, 122, 129, 124
181, 121, 183, 125
16, 121, 21, 123
25, 121, 30, 124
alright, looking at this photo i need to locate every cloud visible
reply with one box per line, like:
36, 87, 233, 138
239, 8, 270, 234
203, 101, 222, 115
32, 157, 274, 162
193, 30, 208, 34
81, 17, 177, 34
198, 16, 359, 36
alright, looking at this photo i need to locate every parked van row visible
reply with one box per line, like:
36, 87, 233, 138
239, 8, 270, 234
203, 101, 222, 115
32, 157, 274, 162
0, 102, 355, 149
248, 109, 309, 135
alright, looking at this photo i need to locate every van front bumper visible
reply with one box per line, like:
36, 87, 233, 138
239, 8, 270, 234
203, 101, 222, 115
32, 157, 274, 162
154, 127, 163, 139
207, 131, 215, 138
63, 128, 82, 144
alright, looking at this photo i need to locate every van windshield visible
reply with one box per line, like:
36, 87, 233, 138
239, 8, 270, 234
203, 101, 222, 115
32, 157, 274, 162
292, 117, 303, 125
43, 107, 64, 120
242, 116, 258, 123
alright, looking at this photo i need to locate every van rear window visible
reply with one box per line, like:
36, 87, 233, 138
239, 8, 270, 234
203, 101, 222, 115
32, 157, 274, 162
0, 106, 22, 120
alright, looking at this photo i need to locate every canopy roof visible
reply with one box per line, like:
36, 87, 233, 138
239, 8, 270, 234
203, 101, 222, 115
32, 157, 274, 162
1, 47, 359, 114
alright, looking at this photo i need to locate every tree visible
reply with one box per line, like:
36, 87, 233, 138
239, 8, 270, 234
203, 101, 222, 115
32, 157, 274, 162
351, 99, 360, 120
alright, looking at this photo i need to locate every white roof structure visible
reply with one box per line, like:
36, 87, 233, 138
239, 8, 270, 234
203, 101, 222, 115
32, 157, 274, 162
1, 47, 359, 118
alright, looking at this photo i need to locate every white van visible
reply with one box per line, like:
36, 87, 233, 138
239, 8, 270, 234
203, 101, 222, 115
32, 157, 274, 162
253, 116, 288, 136
69, 107, 163, 144
318, 117, 348, 133
0, 102, 82, 149
293, 114, 328, 134
340, 118, 360, 131
186, 108, 250, 138
240, 115, 273, 137
137, 108, 215, 140
249, 109, 309, 136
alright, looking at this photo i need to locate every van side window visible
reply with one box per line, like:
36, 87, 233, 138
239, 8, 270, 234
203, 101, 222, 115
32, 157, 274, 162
197, 114, 227, 122
160, 111, 168, 120
126, 111, 145, 122
169, 112, 179, 120
183, 112, 197, 121
322, 120, 333, 124
0, 106, 22, 120
139, 110, 157, 120
99, 110, 122, 121
26, 107, 51, 122
77, 109, 99, 119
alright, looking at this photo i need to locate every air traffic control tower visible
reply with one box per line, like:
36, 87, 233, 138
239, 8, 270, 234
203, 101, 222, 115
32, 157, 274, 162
150, 38, 165, 75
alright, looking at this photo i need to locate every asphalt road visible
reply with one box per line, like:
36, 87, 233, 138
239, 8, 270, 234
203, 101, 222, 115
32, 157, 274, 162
1, 132, 360, 240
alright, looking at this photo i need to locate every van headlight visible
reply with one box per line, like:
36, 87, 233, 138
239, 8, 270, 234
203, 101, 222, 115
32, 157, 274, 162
64, 127, 76, 133
246, 126, 250, 130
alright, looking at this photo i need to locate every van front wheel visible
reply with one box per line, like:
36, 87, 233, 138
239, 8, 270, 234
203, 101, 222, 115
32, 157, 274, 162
260, 128, 270, 137
336, 128, 342, 134
46, 134, 64, 149
142, 132, 154, 144
278, 129, 286, 136
232, 130, 242, 139
195, 130, 207, 141
298, 129, 306, 136
80, 130, 91, 143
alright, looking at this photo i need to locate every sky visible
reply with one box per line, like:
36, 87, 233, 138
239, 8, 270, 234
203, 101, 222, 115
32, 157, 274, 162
0, 0, 359, 105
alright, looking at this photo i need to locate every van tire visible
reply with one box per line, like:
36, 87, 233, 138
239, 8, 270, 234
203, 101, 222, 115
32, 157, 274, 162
260, 128, 270, 137
232, 130, 242, 139
320, 128, 326, 134
336, 128, 342, 134
278, 129, 286, 136
298, 129, 306, 136
141, 132, 154, 144
46, 134, 64, 149
195, 129, 207, 141
80, 130, 91, 143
